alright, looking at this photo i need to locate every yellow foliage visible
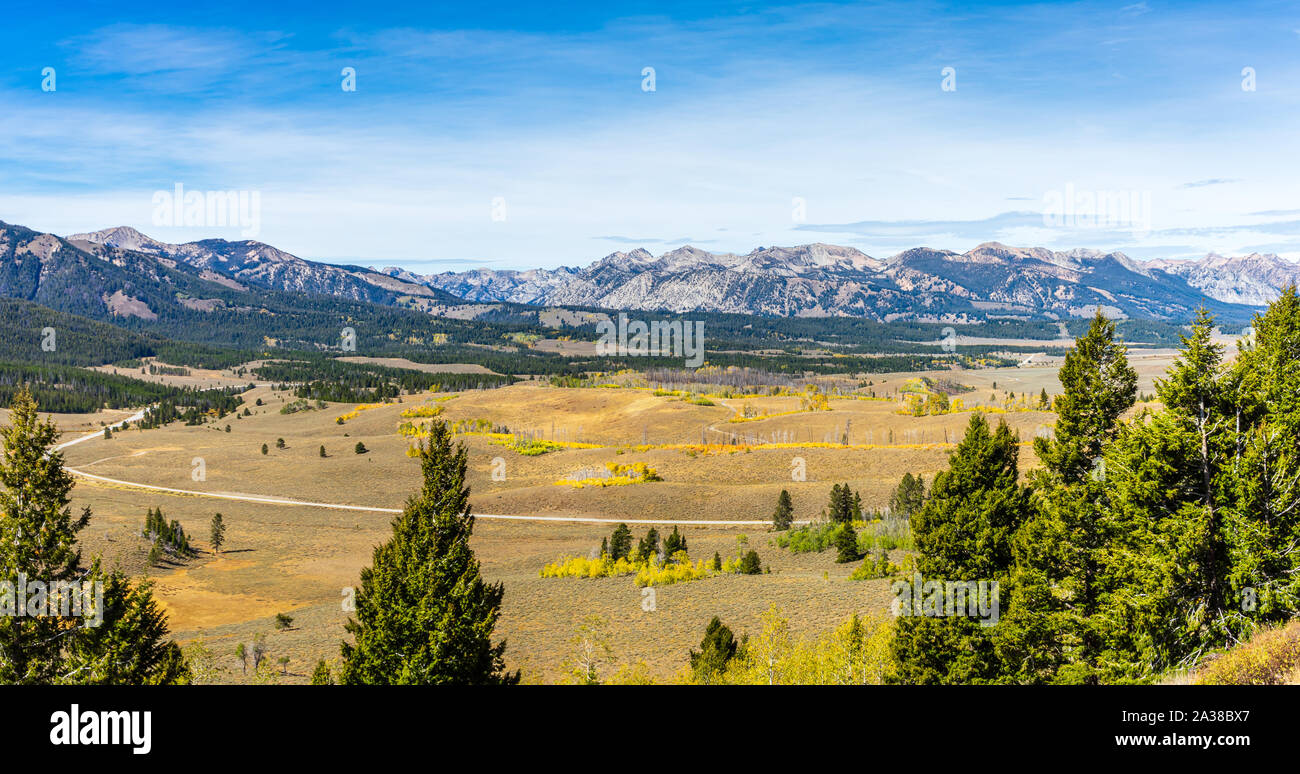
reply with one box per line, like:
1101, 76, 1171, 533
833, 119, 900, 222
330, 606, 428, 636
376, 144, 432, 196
399, 404, 444, 419
702, 605, 896, 685
335, 402, 387, 424
542, 551, 730, 587
555, 461, 662, 488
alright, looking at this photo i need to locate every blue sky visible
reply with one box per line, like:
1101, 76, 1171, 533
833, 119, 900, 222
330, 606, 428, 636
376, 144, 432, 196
2, 0, 1299, 271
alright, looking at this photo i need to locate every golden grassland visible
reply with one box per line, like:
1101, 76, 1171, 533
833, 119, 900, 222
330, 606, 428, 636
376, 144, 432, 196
27, 352, 1196, 683
1165, 620, 1300, 685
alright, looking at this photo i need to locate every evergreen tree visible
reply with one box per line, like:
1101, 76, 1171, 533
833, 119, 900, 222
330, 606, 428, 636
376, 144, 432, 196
310, 660, 333, 685
0, 389, 187, 685
319, 445, 327, 458
738, 550, 762, 575
772, 489, 794, 530
1144, 308, 1233, 652
339, 420, 517, 684
835, 522, 860, 563
636, 527, 660, 562
209, 513, 225, 554
1224, 287, 1300, 623
891, 413, 1030, 684
354, 441, 367, 454
1000, 312, 1138, 684
827, 483, 855, 523
61, 564, 191, 685
663, 525, 687, 558
0, 389, 88, 683
689, 617, 738, 682
1033, 311, 1137, 483
889, 473, 926, 519
608, 524, 633, 561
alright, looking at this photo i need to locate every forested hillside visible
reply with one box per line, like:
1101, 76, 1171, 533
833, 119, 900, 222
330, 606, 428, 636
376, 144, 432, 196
891, 297, 1300, 684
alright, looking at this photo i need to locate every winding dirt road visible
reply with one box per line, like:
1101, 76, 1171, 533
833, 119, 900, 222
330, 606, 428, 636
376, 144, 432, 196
53, 410, 790, 527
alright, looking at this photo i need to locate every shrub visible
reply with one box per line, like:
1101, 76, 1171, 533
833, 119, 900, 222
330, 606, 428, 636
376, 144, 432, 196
555, 461, 662, 488
311, 660, 333, 685
849, 548, 897, 581
1194, 621, 1300, 685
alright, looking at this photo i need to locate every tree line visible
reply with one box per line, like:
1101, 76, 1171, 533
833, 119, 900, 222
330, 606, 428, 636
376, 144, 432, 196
893, 296, 1300, 683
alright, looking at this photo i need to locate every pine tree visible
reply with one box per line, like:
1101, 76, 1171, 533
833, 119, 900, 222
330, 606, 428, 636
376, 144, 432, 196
1224, 287, 1300, 623
689, 617, 738, 682
835, 522, 860, 563
636, 528, 660, 562
319, 445, 327, 458
889, 473, 926, 519
891, 413, 1030, 684
339, 420, 517, 684
1033, 310, 1137, 483
354, 441, 367, 454
738, 550, 762, 575
60, 563, 191, 685
310, 660, 333, 685
261, 443, 268, 455
1000, 312, 1138, 684
210, 513, 225, 554
0, 389, 187, 685
663, 525, 687, 558
1143, 308, 1233, 650
772, 489, 794, 530
0, 389, 88, 683
827, 483, 855, 523
608, 524, 633, 561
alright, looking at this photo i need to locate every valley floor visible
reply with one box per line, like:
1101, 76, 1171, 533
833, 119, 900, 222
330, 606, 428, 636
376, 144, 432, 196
29, 354, 1186, 683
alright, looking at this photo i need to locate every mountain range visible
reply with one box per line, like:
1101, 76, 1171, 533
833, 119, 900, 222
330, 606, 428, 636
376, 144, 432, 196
66, 225, 460, 307
386, 242, 1297, 323
0, 220, 518, 361
4, 221, 1296, 328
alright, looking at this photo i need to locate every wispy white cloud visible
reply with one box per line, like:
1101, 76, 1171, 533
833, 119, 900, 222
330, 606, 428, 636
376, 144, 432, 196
0, 4, 1297, 270
1180, 178, 1240, 189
